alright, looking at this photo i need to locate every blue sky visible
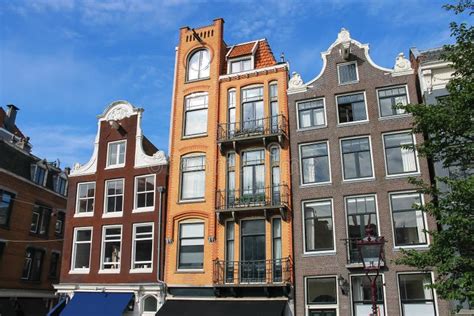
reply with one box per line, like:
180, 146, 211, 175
0, 0, 464, 168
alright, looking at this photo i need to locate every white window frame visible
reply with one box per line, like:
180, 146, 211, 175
31, 164, 48, 186
301, 198, 336, 255
75, 182, 95, 217
339, 135, 375, 182
227, 56, 254, 74
130, 222, 154, 273
296, 97, 327, 131
396, 271, 439, 316
70, 226, 93, 274
133, 174, 156, 213
382, 130, 421, 178
183, 92, 209, 138
389, 191, 429, 249
335, 91, 369, 126
298, 141, 332, 187
350, 273, 387, 316
106, 140, 126, 169
179, 154, 206, 202
186, 49, 210, 81
376, 84, 411, 119
304, 275, 339, 316
99, 225, 123, 273
177, 220, 205, 272
337, 61, 359, 85
103, 178, 124, 217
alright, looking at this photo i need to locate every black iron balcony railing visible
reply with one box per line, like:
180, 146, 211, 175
213, 257, 293, 286
217, 115, 288, 143
216, 184, 289, 212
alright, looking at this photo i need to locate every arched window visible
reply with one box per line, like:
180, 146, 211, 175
143, 295, 158, 312
187, 49, 210, 81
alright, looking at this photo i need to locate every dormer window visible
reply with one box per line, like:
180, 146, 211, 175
30, 164, 47, 186
229, 58, 252, 74
53, 174, 68, 196
338, 61, 358, 85
107, 140, 126, 168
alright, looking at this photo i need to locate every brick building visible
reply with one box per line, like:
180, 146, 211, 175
0, 105, 68, 315
286, 29, 450, 316
159, 19, 292, 315
53, 101, 168, 315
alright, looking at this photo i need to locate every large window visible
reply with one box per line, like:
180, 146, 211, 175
378, 86, 408, 117
306, 277, 338, 315
30, 205, 52, 236
101, 226, 122, 271
105, 179, 124, 214
351, 275, 385, 316
303, 200, 334, 253
21, 247, 44, 281
31, 164, 47, 186
180, 155, 206, 200
134, 175, 155, 211
300, 142, 330, 185
76, 182, 95, 215
72, 227, 92, 271
241, 150, 265, 199
132, 223, 153, 270
49, 252, 60, 279
178, 222, 204, 270
341, 137, 373, 180
184, 93, 208, 137
0, 189, 15, 228
337, 93, 367, 124
398, 273, 436, 316
241, 86, 264, 132
107, 140, 126, 168
240, 219, 266, 283
230, 58, 252, 74
297, 99, 326, 129
383, 132, 418, 176
272, 217, 282, 282
338, 62, 358, 84
187, 49, 210, 81
390, 192, 427, 247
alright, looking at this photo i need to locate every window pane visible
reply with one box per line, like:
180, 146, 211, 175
185, 109, 208, 136
337, 93, 366, 123
74, 243, 91, 269
391, 193, 426, 246
144, 296, 158, 312
341, 138, 373, 179
0, 190, 14, 226
304, 201, 333, 251
378, 86, 408, 117
384, 133, 417, 175
181, 171, 205, 199
339, 63, 357, 84
179, 223, 204, 269
307, 277, 337, 304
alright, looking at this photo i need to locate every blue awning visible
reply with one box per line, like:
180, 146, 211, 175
47, 298, 66, 316
61, 292, 133, 316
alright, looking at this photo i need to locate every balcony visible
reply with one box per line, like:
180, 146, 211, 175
343, 238, 386, 268
216, 184, 289, 220
217, 115, 288, 152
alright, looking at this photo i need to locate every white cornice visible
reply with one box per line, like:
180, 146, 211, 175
134, 110, 168, 168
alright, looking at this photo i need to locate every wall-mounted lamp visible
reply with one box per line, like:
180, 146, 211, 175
338, 274, 350, 295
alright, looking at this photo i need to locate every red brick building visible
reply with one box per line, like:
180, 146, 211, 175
54, 101, 168, 315
0, 105, 68, 316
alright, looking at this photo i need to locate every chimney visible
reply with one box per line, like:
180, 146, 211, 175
5, 104, 19, 128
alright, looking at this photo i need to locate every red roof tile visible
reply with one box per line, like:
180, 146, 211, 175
227, 42, 256, 58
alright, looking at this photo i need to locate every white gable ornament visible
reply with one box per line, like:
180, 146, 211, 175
106, 105, 133, 121
287, 72, 307, 94
393, 52, 414, 76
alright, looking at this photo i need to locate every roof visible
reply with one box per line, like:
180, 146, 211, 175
0, 107, 25, 138
417, 47, 445, 64
225, 39, 277, 73
227, 42, 256, 58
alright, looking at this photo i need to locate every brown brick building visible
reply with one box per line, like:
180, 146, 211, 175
54, 101, 168, 315
286, 29, 449, 316
0, 105, 67, 316
160, 19, 292, 315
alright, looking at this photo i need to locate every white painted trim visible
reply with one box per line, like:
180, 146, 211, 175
219, 63, 288, 81
103, 178, 124, 216
70, 120, 101, 177
382, 130, 421, 177
335, 91, 369, 126
337, 61, 359, 85
295, 97, 327, 131
168, 47, 178, 156
301, 198, 336, 255
75, 181, 96, 216
70, 226, 93, 273
131, 222, 154, 271
133, 174, 156, 213
177, 220, 205, 271
349, 273, 386, 316
100, 224, 123, 272
134, 110, 168, 168
227, 55, 254, 75
298, 141, 332, 186
105, 140, 127, 169
376, 84, 411, 119
339, 135, 375, 182
304, 275, 339, 316
396, 271, 438, 316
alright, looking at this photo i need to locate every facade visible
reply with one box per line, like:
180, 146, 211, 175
161, 18, 293, 315
0, 105, 68, 315
54, 101, 168, 315
287, 29, 450, 316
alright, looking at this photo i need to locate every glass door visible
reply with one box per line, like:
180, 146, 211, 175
240, 219, 266, 283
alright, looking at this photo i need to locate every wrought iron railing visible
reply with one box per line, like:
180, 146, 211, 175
216, 184, 289, 211
213, 257, 293, 285
217, 115, 288, 142
343, 238, 363, 264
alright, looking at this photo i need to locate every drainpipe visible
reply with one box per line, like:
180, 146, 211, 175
156, 186, 167, 303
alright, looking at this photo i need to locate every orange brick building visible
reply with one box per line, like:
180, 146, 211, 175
160, 19, 293, 315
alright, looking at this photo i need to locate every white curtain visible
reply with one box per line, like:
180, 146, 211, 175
401, 142, 416, 172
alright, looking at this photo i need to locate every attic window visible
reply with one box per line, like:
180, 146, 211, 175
31, 164, 47, 186
53, 174, 68, 196
229, 58, 252, 74
338, 62, 358, 85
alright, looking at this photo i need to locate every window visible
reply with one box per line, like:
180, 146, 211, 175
272, 218, 282, 282
135, 175, 155, 210
303, 200, 334, 253
300, 142, 330, 185
241, 86, 264, 132
107, 140, 126, 167
346, 195, 378, 263
180, 155, 205, 200
351, 275, 385, 315
270, 82, 279, 132
297, 99, 326, 129
383, 132, 418, 176
341, 137, 373, 180
337, 93, 367, 124
240, 219, 266, 283
132, 223, 153, 270
306, 277, 338, 315
184, 93, 208, 136
390, 192, 427, 247
30, 205, 51, 236
49, 252, 60, 279
105, 179, 124, 214
55, 211, 65, 236
76, 182, 95, 215
228, 89, 236, 136
187, 49, 210, 81
178, 222, 204, 270
230, 58, 252, 74
143, 296, 158, 313
101, 226, 122, 271
72, 228, 92, 271
225, 221, 235, 283
271, 146, 281, 203
21, 247, 44, 281
398, 273, 436, 316
53, 175, 68, 195
338, 62, 358, 84
0, 189, 15, 228
31, 164, 47, 186
227, 153, 236, 206
378, 86, 408, 117
241, 150, 265, 199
